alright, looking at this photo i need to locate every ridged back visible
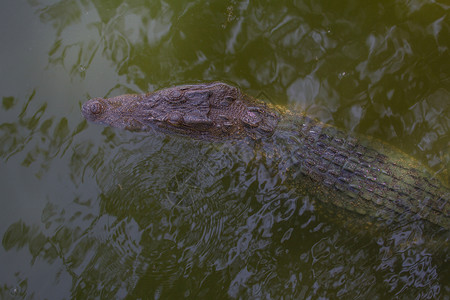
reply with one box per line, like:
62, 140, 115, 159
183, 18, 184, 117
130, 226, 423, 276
272, 114, 450, 229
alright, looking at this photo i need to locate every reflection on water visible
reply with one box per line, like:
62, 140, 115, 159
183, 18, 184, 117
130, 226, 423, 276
0, 0, 449, 298
0, 92, 87, 177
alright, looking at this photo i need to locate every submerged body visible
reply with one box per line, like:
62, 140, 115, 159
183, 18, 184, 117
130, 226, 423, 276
82, 82, 449, 229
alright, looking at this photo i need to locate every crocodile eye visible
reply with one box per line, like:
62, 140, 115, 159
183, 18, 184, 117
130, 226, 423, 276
242, 108, 262, 127
163, 89, 185, 103
90, 102, 103, 115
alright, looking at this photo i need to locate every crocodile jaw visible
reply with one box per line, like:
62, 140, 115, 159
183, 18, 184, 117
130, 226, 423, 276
82, 82, 280, 140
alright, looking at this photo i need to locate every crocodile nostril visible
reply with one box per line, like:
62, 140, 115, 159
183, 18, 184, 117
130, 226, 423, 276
90, 102, 103, 114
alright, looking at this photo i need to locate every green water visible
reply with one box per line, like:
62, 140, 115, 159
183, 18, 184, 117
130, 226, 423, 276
0, 0, 449, 298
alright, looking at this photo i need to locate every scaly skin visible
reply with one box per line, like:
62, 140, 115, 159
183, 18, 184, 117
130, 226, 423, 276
82, 82, 449, 229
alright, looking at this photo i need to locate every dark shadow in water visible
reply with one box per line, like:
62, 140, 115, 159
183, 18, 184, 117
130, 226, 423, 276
2, 131, 449, 298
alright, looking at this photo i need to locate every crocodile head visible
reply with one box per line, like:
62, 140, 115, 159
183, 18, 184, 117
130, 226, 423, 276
82, 82, 280, 140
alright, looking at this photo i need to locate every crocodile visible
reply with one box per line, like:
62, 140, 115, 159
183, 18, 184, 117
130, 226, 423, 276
82, 82, 450, 230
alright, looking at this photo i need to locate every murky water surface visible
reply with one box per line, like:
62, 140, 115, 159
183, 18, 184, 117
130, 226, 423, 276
0, 0, 449, 298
